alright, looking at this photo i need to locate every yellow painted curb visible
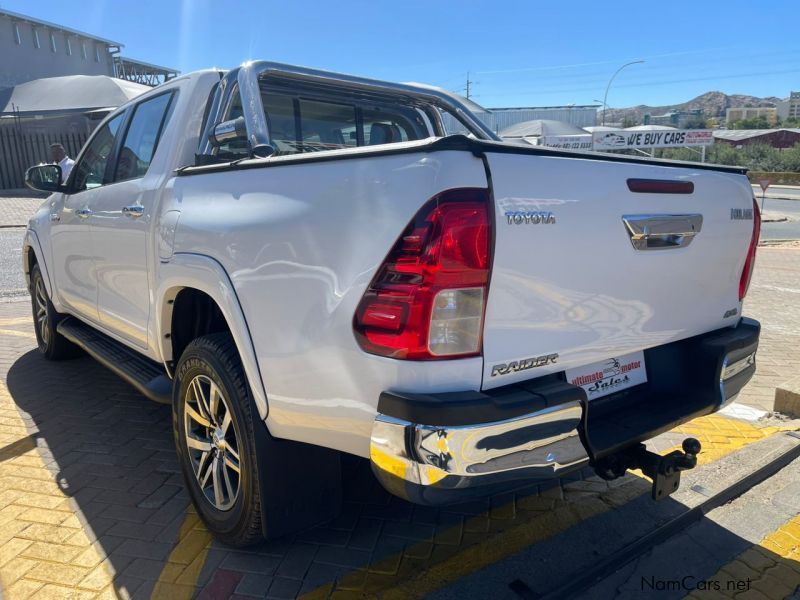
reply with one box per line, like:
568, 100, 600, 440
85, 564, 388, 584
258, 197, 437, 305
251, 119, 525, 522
688, 515, 800, 599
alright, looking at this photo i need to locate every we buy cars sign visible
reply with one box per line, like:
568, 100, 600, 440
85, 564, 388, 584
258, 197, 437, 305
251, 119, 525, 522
592, 129, 714, 150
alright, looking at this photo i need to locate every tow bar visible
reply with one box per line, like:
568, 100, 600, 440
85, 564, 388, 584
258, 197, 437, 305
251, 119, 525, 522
593, 438, 702, 500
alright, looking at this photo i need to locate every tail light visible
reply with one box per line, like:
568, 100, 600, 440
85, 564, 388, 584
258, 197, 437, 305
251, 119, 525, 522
354, 188, 491, 360
739, 197, 761, 301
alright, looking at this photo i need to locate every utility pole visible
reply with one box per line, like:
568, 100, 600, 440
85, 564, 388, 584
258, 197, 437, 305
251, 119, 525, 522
465, 72, 473, 99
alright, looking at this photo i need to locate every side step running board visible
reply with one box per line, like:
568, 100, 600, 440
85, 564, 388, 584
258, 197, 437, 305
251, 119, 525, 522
57, 317, 172, 404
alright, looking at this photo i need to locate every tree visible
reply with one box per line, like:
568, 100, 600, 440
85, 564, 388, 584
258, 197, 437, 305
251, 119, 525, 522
621, 117, 637, 128
684, 117, 708, 129
731, 116, 771, 129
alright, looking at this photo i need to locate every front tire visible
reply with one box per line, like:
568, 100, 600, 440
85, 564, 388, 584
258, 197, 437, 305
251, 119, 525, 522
30, 263, 79, 360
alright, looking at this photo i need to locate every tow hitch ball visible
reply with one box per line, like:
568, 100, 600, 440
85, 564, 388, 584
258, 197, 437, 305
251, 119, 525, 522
593, 438, 702, 500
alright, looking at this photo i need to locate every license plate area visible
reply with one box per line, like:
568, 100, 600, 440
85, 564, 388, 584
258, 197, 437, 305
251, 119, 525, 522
565, 351, 647, 400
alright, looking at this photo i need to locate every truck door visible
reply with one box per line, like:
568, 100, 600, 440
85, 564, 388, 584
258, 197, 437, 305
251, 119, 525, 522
89, 91, 176, 349
52, 112, 126, 324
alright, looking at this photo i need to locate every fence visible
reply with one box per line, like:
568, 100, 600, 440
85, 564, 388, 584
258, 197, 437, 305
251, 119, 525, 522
0, 126, 87, 190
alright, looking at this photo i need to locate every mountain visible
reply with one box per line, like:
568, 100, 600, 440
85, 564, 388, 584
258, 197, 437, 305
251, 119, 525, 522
602, 92, 784, 125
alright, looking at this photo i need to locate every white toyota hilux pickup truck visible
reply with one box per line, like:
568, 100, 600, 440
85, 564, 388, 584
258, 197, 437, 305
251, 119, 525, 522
23, 62, 761, 546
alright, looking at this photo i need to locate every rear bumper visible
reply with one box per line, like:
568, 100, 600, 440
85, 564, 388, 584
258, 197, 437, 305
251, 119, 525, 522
369, 318, 760, 504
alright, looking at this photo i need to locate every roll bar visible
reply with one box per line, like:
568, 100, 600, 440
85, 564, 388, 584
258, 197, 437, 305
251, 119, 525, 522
198, 60, 500, 158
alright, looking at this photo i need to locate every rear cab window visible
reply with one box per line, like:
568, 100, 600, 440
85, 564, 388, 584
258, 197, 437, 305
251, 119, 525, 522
214, 81, 432, 160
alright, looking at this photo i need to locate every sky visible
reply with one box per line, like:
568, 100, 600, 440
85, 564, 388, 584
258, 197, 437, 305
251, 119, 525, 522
3, 0, 799, 109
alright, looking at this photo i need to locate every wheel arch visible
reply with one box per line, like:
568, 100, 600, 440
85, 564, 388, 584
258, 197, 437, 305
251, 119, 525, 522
156, 253, 269, 420
22, 230, 53, 298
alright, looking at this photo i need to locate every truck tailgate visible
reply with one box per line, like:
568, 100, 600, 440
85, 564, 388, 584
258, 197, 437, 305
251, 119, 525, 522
481, 151, 756, 390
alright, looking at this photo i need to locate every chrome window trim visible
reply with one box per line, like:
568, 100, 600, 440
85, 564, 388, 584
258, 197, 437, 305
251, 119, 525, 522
197, 60, 499, 158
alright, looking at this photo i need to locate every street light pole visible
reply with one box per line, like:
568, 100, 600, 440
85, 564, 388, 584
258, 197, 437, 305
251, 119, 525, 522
602, 60, 644, 126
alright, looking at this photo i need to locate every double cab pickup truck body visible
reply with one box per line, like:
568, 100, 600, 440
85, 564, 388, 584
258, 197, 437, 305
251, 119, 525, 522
23, 62, 761, 544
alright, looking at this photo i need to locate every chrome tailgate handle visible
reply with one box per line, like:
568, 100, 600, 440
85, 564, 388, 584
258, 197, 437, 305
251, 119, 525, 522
622, 214, 703, 251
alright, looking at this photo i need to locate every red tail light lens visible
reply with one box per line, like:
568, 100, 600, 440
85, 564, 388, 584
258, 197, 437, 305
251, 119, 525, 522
739, 197, 761, 301
354, 188, 491, 360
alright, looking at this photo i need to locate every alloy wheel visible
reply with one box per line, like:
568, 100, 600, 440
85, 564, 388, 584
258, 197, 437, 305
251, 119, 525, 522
34, 278, 50, 346
184, 374, 241, 510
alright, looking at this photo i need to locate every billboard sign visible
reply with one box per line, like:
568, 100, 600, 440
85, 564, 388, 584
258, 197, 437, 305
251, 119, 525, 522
538, 135, 593, 150
592, 129, 714, 150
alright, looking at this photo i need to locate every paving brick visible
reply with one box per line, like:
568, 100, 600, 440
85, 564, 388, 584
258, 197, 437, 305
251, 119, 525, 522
234, 572, 273, 597
274, 543, 317, 579
222, 551, 281, 575
25, 561, 90, 586
267, 576, 303, 599
106, 521, 163, 542
197, 568, 244, 599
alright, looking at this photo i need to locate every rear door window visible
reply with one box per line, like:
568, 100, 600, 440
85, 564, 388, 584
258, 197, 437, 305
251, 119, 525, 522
113, 92, 176, 182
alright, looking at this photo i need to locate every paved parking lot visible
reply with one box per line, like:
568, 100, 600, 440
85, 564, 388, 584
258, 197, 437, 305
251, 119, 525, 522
0, 241, 797, 598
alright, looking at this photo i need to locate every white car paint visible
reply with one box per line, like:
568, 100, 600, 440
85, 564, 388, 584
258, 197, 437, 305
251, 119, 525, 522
23, 67, 757, 461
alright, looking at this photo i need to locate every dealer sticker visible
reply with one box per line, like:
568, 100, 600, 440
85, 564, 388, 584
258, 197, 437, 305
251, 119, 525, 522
565, 351, 647, 400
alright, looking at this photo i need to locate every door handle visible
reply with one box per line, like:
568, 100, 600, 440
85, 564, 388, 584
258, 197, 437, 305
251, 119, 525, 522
75, 207, 92, 219
622, 214, 703, 251
122, 205, 144, 218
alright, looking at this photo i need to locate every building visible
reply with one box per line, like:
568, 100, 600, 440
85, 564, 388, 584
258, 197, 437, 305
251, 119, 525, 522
645, 109, 705, 128
777, 92, 800, 121
481, 105, 598, 132
713, 128, 800, 149
0, 8, 177, 88
725, 106, 778, 126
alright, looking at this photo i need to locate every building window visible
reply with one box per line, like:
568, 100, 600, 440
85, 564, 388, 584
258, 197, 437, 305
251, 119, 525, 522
66, 37, 72, 55
95, 45, 101, 62
33, 28, 40, 48
81, 41, 87, 59
13, 23, 21, 45
50, 32, 57, 53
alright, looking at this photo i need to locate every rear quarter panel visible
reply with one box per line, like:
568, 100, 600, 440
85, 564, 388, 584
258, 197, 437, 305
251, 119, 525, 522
167, 149, 487, 456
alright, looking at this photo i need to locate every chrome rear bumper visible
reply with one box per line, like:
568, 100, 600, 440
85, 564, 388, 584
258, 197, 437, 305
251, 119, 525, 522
370, 318, 760, 505
370, 401, 588, 504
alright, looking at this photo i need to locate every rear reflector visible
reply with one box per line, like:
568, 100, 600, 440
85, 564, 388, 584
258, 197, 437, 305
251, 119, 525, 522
627, 178, 694, 194
354, 188, 491, 360
739, 197, 761, 301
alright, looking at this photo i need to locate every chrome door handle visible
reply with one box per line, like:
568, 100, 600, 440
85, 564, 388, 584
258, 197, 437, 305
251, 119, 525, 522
622, 214, 703, 251
122, 205, 144, 218
75, 207, 92, 219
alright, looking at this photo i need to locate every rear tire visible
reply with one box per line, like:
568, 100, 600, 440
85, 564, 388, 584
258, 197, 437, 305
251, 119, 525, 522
30, 263, 79, 360
173, 332, 343, 546
173, 333, 263, 547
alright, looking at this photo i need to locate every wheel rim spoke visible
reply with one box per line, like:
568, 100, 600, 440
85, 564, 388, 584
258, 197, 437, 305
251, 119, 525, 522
212, 456, 224, 507
199, 453, 214, 487
186, 434, 212, 452
208, 382, 221, 423
223, 454, 240, 474
220, 411, 231, 435
185, 404, 211, 428
222, 460, 235, 499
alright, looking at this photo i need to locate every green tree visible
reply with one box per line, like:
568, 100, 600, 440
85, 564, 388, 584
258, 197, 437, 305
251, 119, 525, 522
684, 117, 708, 129
731, 116, 771, 129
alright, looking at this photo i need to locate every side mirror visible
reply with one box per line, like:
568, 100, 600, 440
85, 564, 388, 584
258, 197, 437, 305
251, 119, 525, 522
25, 164, 64, 193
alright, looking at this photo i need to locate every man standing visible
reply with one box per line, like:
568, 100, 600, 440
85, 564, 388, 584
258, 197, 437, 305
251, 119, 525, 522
49, 143, 75, 183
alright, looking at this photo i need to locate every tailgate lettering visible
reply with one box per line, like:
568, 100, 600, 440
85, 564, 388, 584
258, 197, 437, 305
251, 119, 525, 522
491, 353, 558, 376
